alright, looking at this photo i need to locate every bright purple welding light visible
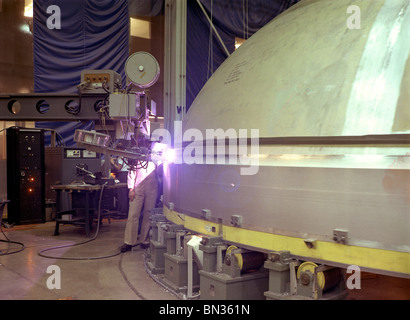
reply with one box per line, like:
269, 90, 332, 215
163, 147, 175, 163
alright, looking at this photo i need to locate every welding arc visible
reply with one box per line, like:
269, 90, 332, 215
38, 183, 121, 260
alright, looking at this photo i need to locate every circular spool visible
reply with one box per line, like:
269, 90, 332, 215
125, 51, 160, 88
225, 245, 265, 272
226, 245, 243, 269
297, 261, 326, 289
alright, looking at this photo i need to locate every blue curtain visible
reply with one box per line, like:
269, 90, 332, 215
129, 0, 164, 17
186, 0, 300, 111
33, 0, 129, 146
186, 0, 235, 111
199, 0, 300, 37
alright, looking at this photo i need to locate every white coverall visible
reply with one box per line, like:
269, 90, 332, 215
123, 162, 158, 246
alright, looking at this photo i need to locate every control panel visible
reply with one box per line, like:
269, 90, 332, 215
7, 127, 45, 224
62, 148, 100, 183
80, 69, 122, 94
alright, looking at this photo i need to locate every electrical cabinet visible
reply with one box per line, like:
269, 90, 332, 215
7, 127, 45, 225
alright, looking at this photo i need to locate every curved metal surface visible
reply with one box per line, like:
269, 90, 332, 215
183, 0, 410, 138
165, 0, 410, 277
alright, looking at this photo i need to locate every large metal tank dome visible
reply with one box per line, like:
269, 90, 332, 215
183, 0, 410, 138
164, 0, 410, 278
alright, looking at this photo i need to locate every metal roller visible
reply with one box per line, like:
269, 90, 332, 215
225, 245, 265, 273
297, 261, 342, 292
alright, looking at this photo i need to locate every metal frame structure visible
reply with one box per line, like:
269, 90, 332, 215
0, 93, 108, 121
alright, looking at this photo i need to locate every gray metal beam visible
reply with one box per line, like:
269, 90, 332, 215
0, 93, 108, 121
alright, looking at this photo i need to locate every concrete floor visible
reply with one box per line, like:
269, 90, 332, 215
0, 219, 177, 300
0, 219, 409, 300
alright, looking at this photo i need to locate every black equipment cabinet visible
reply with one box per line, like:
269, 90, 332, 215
6, 127, 45, 225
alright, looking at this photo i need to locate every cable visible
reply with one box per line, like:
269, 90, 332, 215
207, 0, 213, 79
0, 226, 25, 256
38, 183, 121, 260
118, 253, 147, 300
0, 201, 25, 256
